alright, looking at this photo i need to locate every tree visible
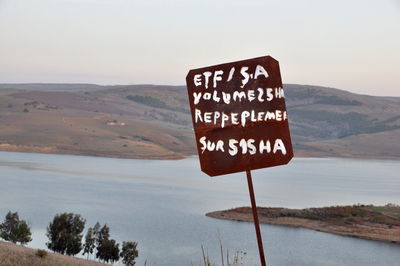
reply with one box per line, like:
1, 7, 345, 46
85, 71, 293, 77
83, 227, 95, 259
46, 213, 86, 256
0, 211, 32, 245
92, 222, 101, 239
120, 241, 139, 266
97, 238, 120, 263
96, 224, 109, 247
82, 222, 101, 259
95, 224, 110, 261
94, 224, 120, 263
12, 221, 31, 245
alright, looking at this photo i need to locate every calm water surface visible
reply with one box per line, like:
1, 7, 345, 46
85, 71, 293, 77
0, 151, 399, 265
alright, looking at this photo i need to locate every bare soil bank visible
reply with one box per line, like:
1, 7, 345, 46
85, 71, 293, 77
206, 205, 400, 244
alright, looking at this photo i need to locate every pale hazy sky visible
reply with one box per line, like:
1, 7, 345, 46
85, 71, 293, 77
0, 0, 399, 96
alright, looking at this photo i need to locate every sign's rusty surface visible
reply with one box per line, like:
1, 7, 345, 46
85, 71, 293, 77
186, 56, 293, 176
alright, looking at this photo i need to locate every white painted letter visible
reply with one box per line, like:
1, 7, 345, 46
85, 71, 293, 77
248, 90, 255, 102
239, 139, 248, 154
195, 109, 203, 123
193, 92, 202, 105
204, 112, 212, 123
213, 70, 224, 88
254, 65, 269, 79
248, 139, 256, 155
203, 92, 211, 100
259, 140, 271, 154
228, 139, 238, 156
222, 92, 231, 104
193, 74, 201, 87
216, 140, 224, 152
240, 66, 249, 88
194, 74, 202, 86
212, 90, 221, 102
221, 113, 229, 128
276, 110, 282, 121
203, 71, 212, 89
199, 136, 207, 153
233, 91, 246, 102
227, 67, 235, 81
273, 139, 287, 155
241, 111, 250, 127
207, 140, 215, 151
213, 111, 220, 124
257, 88, 264, 102
266, 88, 273, 101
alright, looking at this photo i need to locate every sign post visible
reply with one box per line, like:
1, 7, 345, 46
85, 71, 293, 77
186, 56, 293, 266
246, 169, 266, 266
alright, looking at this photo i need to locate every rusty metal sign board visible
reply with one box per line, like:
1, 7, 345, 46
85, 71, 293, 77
186, 56, 293, 176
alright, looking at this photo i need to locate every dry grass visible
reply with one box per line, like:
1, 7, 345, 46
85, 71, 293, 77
0, 241, 106, 266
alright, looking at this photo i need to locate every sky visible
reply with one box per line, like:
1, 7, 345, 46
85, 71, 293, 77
0, 0, 399, 96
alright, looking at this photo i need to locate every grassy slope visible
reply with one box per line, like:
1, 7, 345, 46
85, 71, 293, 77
0, 241, 106, 266
0, 83, 399, 159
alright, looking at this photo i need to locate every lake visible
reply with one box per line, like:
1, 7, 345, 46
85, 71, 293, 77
0, 151, 399, 265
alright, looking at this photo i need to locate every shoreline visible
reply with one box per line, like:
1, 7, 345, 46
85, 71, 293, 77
206, 206, 400, 244
0, 146, 399, 161
0, 144, 186, 160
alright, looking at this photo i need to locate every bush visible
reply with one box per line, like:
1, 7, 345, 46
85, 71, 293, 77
35, 249, 48, 258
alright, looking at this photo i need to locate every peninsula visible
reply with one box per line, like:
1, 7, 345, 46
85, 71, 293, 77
206, 204, 400, 244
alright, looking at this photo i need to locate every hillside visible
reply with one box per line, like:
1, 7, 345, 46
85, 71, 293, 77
0, 83, 399, 159
0, 241, 106, 266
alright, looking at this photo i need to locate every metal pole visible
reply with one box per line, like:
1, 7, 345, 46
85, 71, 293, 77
246, 169, 266, 266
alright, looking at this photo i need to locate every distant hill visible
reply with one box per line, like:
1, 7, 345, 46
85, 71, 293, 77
0, 83, 399, 159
